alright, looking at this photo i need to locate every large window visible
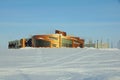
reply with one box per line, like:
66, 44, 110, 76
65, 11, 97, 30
35, 39, 50, 47
62, 38, 72, 47
26, 39, 32, 47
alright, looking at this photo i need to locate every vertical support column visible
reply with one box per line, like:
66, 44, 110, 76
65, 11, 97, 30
20, 38, 26, 48
59, 34, 62, 48
72, 39, 74, 48
97, 40, 98, 49
50, 41, 52, 48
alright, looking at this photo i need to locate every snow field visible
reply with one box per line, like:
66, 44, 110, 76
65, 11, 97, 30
0, 48, 120, 80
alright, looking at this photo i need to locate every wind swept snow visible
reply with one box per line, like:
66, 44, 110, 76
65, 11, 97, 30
0, 48, 120, 80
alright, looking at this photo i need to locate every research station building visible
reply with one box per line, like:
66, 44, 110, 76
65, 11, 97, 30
8, 30, 84, 48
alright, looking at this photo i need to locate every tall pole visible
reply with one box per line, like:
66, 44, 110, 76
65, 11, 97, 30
107, 38, 109, 48
101, 39, 102, 48
94, 41, 96, 48
97, 40, 98, 49
111, 41, 113, 48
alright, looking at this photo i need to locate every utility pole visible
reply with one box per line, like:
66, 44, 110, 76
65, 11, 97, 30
101, 39, 102, 48
111, 41, 113, 48
97, 40, 98, 49
107, 39, 109, 48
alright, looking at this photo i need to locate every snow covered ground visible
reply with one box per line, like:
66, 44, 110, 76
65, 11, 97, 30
0, 48, 120, 80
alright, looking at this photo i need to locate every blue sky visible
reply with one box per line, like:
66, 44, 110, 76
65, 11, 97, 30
0, 0, 120, 48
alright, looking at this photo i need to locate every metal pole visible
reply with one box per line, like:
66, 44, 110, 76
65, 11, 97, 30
97, 40, 98, 49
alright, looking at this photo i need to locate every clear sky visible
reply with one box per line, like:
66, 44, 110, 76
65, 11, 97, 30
0, 0, 120, 48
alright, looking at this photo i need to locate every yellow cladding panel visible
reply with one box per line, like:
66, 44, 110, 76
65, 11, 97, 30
20, 38, 26, 48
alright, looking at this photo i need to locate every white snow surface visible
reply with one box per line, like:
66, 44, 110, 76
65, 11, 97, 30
0, 48, 120, 80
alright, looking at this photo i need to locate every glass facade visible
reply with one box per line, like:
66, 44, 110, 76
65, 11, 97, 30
62, 38, 72, 47
26, 39, 32, 47
35, 39, 50, 47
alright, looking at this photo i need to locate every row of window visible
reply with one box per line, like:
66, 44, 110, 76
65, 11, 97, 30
62, 38, 72, 47
35, 39, 50, 47
9, 38, 81, 48
34, 38, 78, 47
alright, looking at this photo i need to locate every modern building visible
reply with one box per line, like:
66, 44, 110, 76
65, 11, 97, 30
8, 30, 84, 48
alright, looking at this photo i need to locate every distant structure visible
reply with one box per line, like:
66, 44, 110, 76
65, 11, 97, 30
85, 40, 109, 48
95, 43, 109, 48
85, 40, 95, 48
117, 40, 120, 49
8, 30, 84, 49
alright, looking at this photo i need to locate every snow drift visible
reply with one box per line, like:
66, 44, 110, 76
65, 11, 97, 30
0, 48, 120, 80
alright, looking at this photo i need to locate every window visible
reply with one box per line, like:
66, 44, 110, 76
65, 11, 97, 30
52, 44, 56, 47
35, 39, 50, 47
26, 39, 32, 47
62, 38, 72, 47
